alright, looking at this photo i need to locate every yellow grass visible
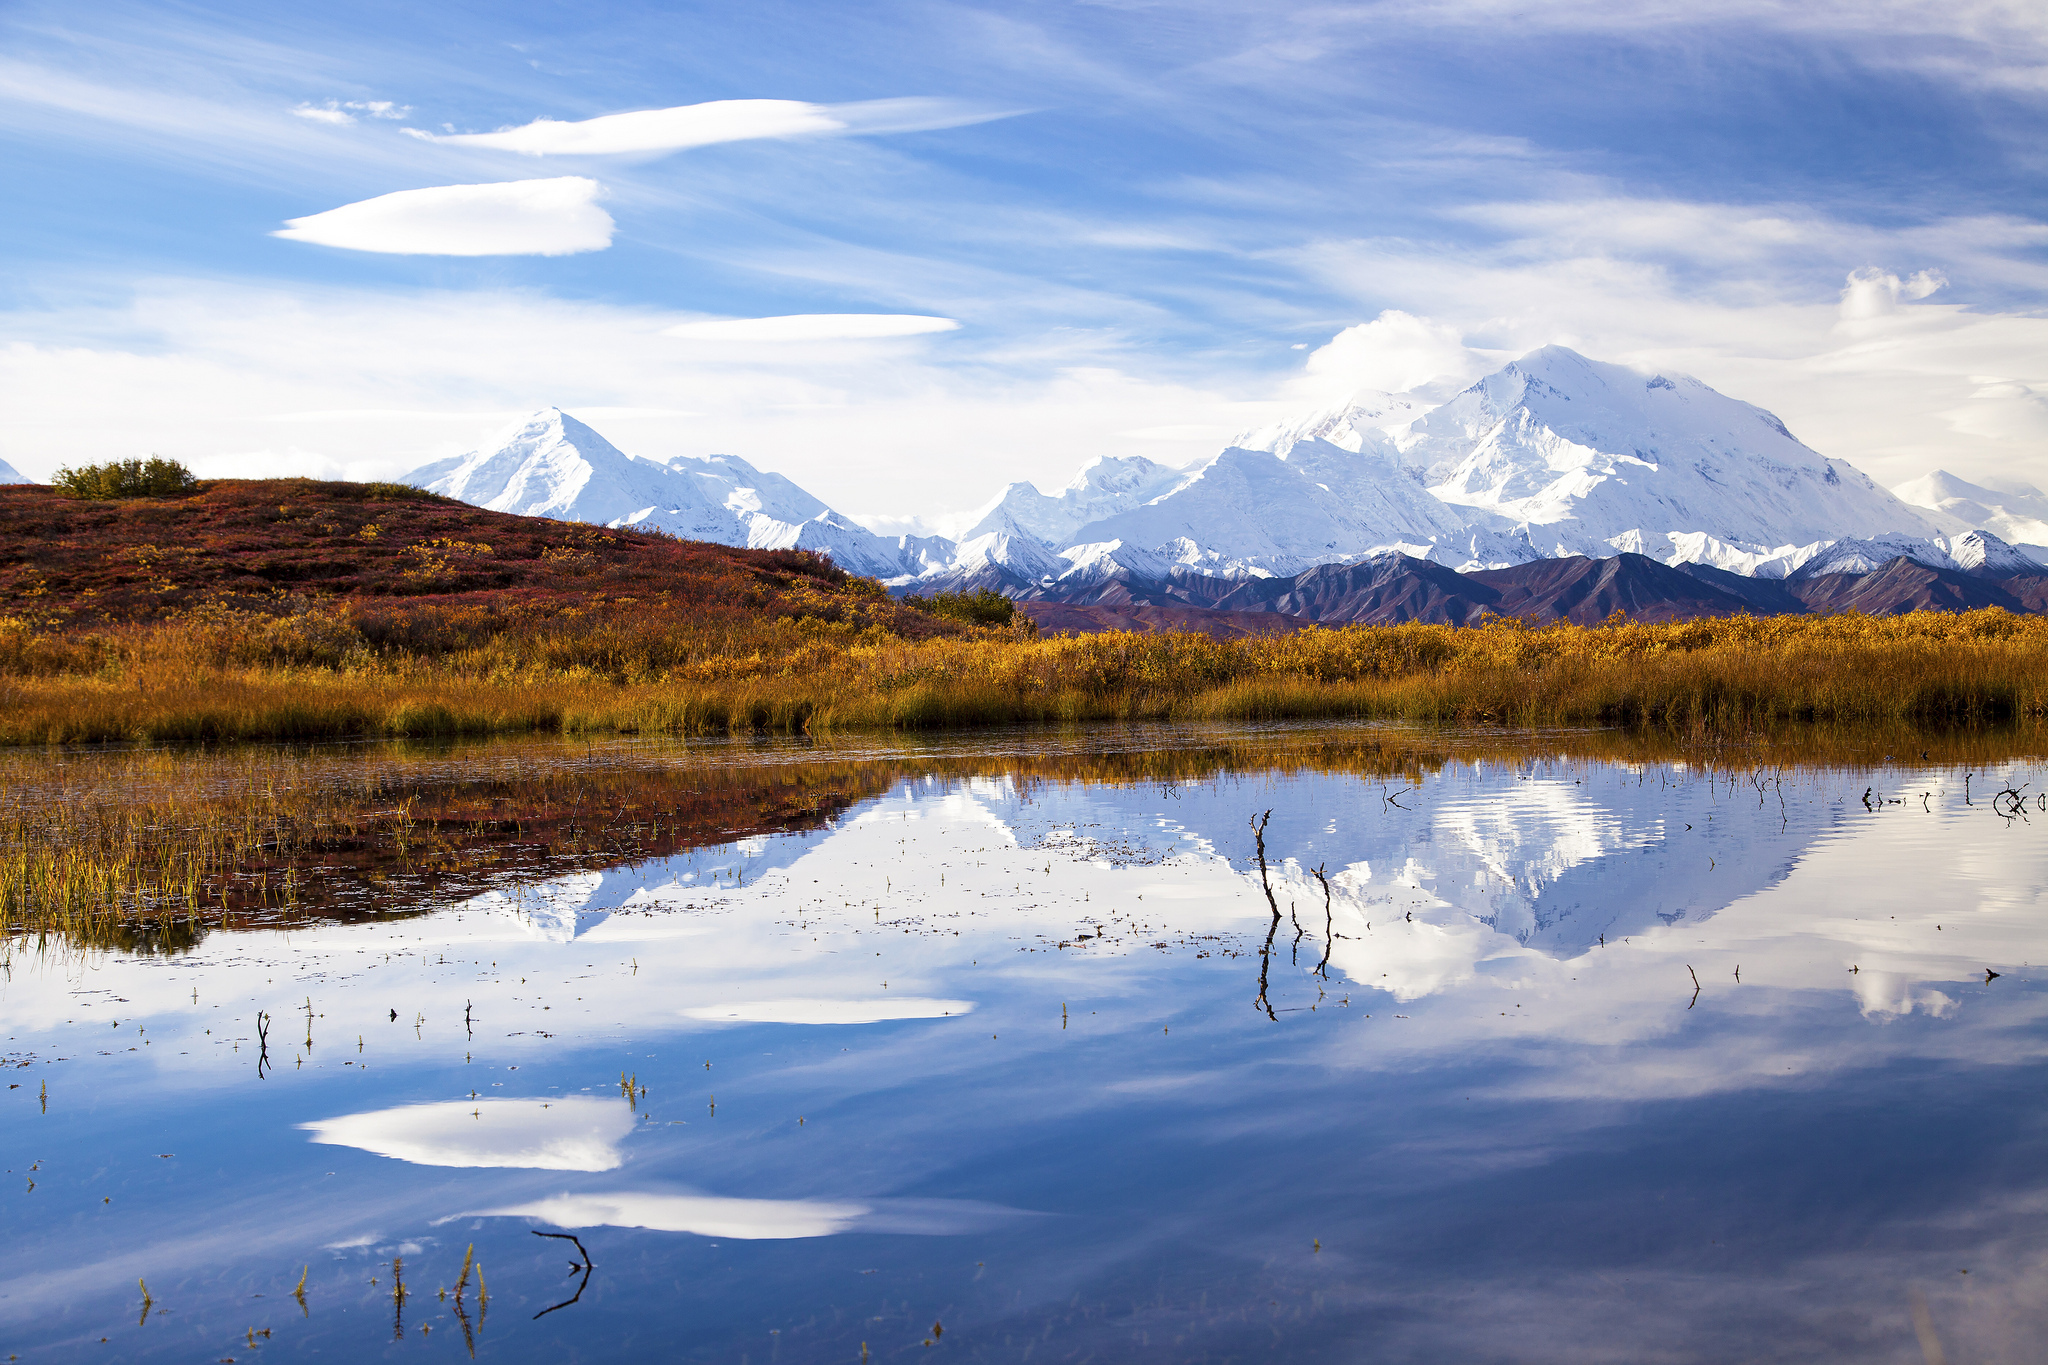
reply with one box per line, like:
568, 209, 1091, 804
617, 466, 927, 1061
3, 605, 2048, 746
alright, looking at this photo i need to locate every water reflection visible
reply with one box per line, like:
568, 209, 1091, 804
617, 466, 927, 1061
3, 728, 2046, 1362
303, 1098, 636, 1171
679, 998, 974, 1023
476, 1190, 869, 1239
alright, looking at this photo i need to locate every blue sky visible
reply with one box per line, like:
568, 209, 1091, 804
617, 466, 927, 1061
4, 0, 2046, 525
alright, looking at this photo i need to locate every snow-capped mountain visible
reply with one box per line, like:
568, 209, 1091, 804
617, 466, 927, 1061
959, 455, 1188, 545
940, 345, 2026, 591
403, 408, 932, 579
1045, 442, 1532, 578
1893, 470, 2048, 563
941, 346, 1952, 587
396, 350, 2043, 600
0, 456, 28, 483
1229, 388, 1435, 459
1403, 347, 1936, 567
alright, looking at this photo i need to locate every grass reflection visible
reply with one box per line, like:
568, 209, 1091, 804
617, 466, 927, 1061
6, 719, 2045, 954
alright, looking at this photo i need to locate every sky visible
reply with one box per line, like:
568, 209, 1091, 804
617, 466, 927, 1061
3, 0, 2047, 532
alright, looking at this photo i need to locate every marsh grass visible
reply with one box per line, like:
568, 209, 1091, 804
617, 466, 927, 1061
4, 606, 2046, 746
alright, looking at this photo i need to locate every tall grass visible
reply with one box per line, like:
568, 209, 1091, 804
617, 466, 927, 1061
3, 604, 2046, 745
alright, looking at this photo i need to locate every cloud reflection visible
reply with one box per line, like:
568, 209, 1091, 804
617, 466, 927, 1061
302, 1097, 634, 1171
680, 997, 974, 1024
474, 1190, 1032, 1239
476, 1191, 869, 1239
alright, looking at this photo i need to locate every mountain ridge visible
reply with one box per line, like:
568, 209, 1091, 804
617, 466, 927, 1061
397, 346, 2042, 598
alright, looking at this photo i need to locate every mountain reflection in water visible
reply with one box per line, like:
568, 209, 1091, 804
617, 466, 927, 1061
3, 726, 2046, 1363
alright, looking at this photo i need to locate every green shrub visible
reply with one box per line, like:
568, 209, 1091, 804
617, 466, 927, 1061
906, 587, 1016, 627
52, 457, 200, 500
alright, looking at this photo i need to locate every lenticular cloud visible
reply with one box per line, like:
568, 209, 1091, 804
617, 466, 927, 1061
413, 98, 842, 155
273, 177, 613, 256
662, 314, 960, 341
406, 96, 1010, 157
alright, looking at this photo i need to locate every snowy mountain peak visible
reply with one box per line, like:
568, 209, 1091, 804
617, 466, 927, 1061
0, 455, 28, 484
1892, 469, 2048, 561
1232, 390, 1432, 459
402, 407, 935, 581
1404, 346, 1933, 558
958, 455, 1187, 545
1942, 528, 2041, 576
949, 507, 1067, 581
408, 407, 667, 523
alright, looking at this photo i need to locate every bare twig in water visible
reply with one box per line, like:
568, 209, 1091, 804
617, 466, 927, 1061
531, 1230, 594, 1319
1250, 811, 1279, 1021
1311, 863, 1335, 979
1687, 964, 1701, 1009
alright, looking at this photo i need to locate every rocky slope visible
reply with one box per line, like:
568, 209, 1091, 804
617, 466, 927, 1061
1016, 543, 2048, 632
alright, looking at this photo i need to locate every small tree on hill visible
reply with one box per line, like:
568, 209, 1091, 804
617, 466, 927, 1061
51, 456, 201, 500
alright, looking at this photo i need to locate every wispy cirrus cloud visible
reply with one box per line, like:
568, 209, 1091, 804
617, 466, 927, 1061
403, 96, 1016, 157
273, 176, 612, 255
291, 99, 409, 126
662, 314, 959, 342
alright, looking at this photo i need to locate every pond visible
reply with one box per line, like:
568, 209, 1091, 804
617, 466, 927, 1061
4, 723, 2047, 1362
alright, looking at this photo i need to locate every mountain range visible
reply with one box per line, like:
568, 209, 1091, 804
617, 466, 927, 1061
400, 345, 2048, 622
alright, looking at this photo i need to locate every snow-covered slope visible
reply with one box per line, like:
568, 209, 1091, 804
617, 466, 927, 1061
958, 455, 1189, 546
0, 456, 28, 484
1404, 347, 1936, 563
1893, 470, 2048, 564
1230, 389, 1434, 459
404, 409, 935, 579
1935, 529, 2042, 576
1057, 442, 1531, 577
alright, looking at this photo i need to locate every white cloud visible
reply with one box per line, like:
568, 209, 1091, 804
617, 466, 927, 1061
273, 177, 613, 256
661, 314, 960, 342
291, 99, 410, 126
1839, 266, 1948, 320
406, 96, 1011, 157
0, 281, 1249, 515
1285, 200, 2048, 490
1291, 310, 1489, 404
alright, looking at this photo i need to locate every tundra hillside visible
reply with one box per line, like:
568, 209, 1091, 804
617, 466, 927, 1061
4, 475, 2048, 745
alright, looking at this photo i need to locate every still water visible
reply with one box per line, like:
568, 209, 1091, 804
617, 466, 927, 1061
5, 725, 2048, 1362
